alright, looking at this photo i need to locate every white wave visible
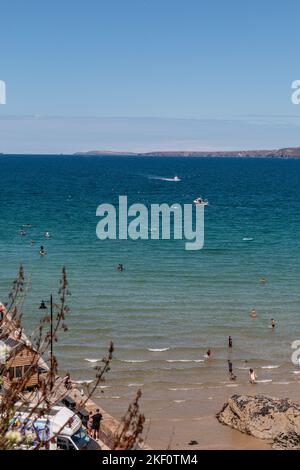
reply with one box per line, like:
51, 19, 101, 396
168, 387, 201, 391
261, 365, 280, 369
74, 379, 93, 384
98, 385, 111, 389
84, 358, 100, 363
236, 366, 249, 370
243, 237, 254, 241
173, 400, 186, 403
256, 379, 272, 383
98, 395, 121, 399
122, 359, 149, 363
292, 371, 300, 374
166, 359, 204, 363
127, 383, 144, 387
148, 348, 170, 352
226, 384, 239, 387
273, 381, 290, 385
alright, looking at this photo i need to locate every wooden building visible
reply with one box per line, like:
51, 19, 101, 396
0, 336, 48, 391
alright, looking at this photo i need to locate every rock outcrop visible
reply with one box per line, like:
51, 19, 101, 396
216, 394, 300, 449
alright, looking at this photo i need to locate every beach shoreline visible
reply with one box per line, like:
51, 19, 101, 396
98, 379, 300, 450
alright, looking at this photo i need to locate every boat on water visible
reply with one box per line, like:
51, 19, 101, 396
193, 197, 209, 206
173, 175, 181, 182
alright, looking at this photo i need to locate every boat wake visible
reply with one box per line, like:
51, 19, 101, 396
148, 175, 181, 182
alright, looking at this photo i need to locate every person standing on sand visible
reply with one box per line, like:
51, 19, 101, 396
63, 373, 73, 390
91, 409, 103, 440
249, 368, 257, 384
228, 336, 233, 348
88, 411, 93, 436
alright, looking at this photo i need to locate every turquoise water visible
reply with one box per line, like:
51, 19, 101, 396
1, 155, 300, 414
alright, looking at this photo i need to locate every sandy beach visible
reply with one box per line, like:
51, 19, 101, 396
101, 379, 300, 449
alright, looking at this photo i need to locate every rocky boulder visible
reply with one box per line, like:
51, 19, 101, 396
216, 394, 300, 449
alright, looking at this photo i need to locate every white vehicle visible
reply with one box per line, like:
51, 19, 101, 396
12, 405, 100, 450
193, 197, 209, 206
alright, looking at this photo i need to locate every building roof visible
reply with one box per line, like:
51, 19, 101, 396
2, 336, 22, 350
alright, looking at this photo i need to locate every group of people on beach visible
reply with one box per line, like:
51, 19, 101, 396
205, 316, 277, 384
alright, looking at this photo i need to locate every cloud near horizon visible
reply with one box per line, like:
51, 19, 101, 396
0, 115, 299, 154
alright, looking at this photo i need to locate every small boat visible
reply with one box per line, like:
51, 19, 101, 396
193, 197, 209, 206
173, 176, 181, 182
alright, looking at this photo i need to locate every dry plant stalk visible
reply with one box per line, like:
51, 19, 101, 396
113, 389, 145, 450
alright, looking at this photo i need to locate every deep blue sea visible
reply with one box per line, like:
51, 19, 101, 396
1, 155, 300, 433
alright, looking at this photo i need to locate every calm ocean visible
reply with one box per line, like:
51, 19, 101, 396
1, 155, 300, 430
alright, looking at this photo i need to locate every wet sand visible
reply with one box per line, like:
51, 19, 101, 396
103, 380, 300, 450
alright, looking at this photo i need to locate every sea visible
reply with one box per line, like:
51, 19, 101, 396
1, 155, 300, 446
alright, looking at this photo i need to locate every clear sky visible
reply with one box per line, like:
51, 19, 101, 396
0, 0, 300, 152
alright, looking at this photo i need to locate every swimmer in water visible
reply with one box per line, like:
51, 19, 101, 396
260, 277, 267, 284
206, 349, 212, 359
249, 368, 257, 384
228, 360, 236, 381
39, 245, 46, 256
117, 263, 124, 272
250, 308, 257, 318
270, 318, 276, 329
228, 336, 233, 348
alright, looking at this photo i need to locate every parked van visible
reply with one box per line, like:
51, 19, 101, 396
12, 405, 100, 450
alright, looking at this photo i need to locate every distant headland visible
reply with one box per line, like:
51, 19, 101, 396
73, 147, 300, 158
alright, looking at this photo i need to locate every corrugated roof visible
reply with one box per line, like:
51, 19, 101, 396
2, 336, 22, 349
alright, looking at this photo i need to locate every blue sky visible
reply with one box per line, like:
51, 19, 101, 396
0, 0, 300, 152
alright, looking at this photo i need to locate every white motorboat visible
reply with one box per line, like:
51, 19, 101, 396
193, 197, 209, 206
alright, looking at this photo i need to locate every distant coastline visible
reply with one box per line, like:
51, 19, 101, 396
1, 147, 300, 157
73, 147, 300, 158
